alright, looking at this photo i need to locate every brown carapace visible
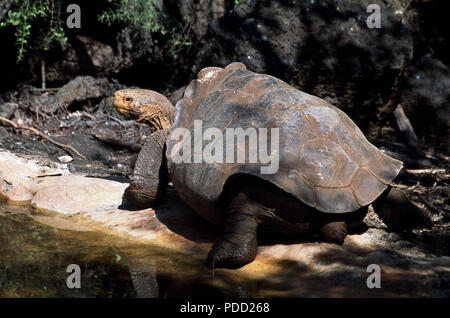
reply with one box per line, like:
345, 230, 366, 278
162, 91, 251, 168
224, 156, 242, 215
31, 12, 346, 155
166, 62, 403, 224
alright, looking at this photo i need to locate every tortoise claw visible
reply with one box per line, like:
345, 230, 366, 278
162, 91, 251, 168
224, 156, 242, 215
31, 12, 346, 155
206, 234, 258, 269
123, 181, 159, 208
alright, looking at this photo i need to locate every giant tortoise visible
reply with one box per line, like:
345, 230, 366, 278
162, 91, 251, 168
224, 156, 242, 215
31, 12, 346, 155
113, 62, 430, 269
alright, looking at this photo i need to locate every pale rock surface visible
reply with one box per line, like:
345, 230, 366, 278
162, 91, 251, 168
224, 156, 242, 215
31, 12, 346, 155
30, 175, 127, 214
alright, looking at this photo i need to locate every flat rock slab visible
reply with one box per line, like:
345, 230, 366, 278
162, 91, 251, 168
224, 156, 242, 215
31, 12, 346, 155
0, 151, 69, 203
0, 151, 127, 213
31, 175, 128, 215
0, 150, 449, 297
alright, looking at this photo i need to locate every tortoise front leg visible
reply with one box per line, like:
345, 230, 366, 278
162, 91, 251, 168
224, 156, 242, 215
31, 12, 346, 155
206, 192, 259, 269
124, 129, 169, 208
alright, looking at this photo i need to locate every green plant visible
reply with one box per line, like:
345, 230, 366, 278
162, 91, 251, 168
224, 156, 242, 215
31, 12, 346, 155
167, 26, 192, 60
98, 0, 192, 60
1, 0, 192, 63
0, 0, 67, 62
98, 0, 166, 33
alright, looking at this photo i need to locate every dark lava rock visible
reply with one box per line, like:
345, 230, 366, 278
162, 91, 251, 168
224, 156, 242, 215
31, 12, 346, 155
400, 54, 450, 152
170, 0, 227, 39
3, 76, 124, 115
199, 0, 414, 132
36, 35, 118, 84
167, 85, 186, 105
51, 76, 124, 114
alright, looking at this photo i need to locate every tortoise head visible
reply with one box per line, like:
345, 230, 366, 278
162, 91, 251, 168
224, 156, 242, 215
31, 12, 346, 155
113, 89, 175, 130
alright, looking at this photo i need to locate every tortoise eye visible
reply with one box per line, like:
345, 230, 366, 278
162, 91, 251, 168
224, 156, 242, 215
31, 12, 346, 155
125, 97, 133, 102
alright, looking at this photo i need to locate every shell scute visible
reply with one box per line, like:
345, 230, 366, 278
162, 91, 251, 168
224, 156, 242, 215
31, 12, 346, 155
298, 138, 359, 188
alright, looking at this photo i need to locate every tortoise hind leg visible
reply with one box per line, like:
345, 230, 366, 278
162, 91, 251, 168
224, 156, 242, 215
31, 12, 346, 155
320, 222, 347, 244
318, 208, 368, 244
372, 186, 432, 231
207, 192, 259, 269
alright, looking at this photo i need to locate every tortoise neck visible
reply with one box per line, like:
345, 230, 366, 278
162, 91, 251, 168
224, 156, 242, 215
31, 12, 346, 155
158, 102, 175, 130
140, 96, 176, 130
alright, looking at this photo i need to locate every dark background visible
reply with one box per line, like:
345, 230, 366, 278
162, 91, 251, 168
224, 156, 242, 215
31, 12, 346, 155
0, 0, 448, 151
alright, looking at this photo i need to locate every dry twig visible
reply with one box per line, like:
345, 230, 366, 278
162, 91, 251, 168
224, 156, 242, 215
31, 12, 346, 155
0, 115, 87, 160
406, 168, 447, 175
394, 104, 420, 150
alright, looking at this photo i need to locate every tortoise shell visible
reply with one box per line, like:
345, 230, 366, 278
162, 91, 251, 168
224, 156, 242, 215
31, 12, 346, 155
166, 63, 403, 224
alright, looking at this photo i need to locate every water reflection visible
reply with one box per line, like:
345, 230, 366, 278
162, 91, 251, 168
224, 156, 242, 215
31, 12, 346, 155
0, 206, 252, 298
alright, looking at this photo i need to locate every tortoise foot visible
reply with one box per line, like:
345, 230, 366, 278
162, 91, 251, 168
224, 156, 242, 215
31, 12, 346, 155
206, 232, 258, 269
124, 181, 159, 208
320, 221, 347, 245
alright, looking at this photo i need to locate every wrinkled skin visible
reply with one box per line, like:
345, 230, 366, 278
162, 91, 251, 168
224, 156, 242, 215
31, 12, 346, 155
113, 63, 431, 269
